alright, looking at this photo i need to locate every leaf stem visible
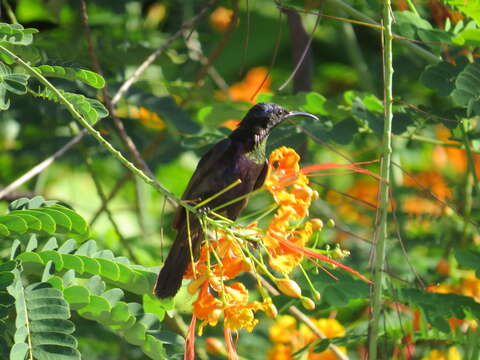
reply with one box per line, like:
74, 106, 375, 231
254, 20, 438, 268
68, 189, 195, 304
368, 0, 394, 358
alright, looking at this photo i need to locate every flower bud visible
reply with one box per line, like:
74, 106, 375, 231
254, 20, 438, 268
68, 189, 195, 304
326, 218, 335, 228
301, 297, 315, 310
206, 337, 226, 355
444, 206, 454, 217
187, 276, 207, 295
312, 190, 319, 200
266, 302, 278, 318
313, 290, 321, 301
333, 246, 350, 259
242, 257, 253, 272
276, 279, 302, 298
310, 218, 324, 231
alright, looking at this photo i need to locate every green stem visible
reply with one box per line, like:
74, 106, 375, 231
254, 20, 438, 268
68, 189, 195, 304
195, 179, 242, 209
397, 133, 480, 154
0, 44, 183, 208
404, 0, 419, 16
369, 0, 394, 358
2, 0, 18, 24
460, 122, 477, 246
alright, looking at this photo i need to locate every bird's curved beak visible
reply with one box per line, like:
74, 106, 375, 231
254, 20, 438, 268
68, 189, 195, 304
285, 111, 319, 121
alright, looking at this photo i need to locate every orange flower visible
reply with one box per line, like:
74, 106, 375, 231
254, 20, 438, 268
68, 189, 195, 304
117, 105, 165, 130
228, 67, 271, 104
209, 6, 234, 32
220, 119, 240, 130
404, 171, 452, 201
192, 285, 223, 333
403, 170, 452, 216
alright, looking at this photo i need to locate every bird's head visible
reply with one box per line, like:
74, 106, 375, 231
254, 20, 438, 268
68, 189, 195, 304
238, 102, 319, 135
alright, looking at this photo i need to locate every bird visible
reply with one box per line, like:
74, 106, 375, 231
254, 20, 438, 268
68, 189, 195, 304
154, 102, 318, 298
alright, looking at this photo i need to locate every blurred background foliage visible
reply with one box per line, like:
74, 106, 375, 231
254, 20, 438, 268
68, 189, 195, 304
0, 0, 479, 359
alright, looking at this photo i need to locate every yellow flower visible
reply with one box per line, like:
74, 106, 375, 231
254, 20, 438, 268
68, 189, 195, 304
267, 344, 293, 360
269, 315, 298, 343
421, 346, 461, 360
268, 316, 347, 360
300, 318, 345, 344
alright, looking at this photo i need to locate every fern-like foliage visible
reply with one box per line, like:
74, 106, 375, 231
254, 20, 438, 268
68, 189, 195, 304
8, 271, 81, 360
0, 260, 15, 357
31, 87, 108, 125
0, 23, 108, 123
1, 197, 182, 360
0, 23, 37, 46
32, 65, 105, 89
1, 196, 89, 237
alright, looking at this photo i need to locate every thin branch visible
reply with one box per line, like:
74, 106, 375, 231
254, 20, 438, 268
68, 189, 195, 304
194, 0, 239, 85
113, 0, 217, 105
79, 144, 139, 262
287, 119, 354, 162
89, 132, 166, 226
250, 10, 284, 101
392, 161, 479, 228
277, 6, 321, 91
183, 29, 231, 96
389, 187, 425, 288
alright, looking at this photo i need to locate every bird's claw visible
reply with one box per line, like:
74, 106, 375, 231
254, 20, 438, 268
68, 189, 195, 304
197, 206, 211, 215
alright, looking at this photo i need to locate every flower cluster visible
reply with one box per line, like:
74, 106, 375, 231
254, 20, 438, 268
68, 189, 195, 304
267, 315, 347, 360
183, 147, 369, 359
264, 147, 321, 274
184, 231, 271, 336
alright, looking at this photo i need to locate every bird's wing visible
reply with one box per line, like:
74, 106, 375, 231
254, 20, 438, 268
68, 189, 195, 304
253, 160, 268, 191
172, 138, 232, 230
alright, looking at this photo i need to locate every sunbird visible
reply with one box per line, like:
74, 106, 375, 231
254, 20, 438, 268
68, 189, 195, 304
154, 102, 318, 298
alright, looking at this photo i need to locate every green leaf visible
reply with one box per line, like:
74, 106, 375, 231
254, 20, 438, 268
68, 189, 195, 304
455, 249, 480, 278
50, 205, 88, 235
12, 210, 56, 234
0, 214, 28, 234
420, 61, 465, 96
399, 288, 480, 332
0, 224, 9, 236
451, 62, 480, 116
452, 28, 480, 46
303, 92, 328, 116
313, 269, 369, 307
63, 286, 90, 310
38, 208, 72, 232
329, 117, 358, 144
32, 88, 108, 125
0, 23, 38, 45
8, 277, 80, 360
446, 0, 480, 24
33, 65, 105, 88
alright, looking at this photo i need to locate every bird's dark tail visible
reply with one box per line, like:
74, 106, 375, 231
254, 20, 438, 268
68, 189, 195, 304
154, 224, 202, 298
